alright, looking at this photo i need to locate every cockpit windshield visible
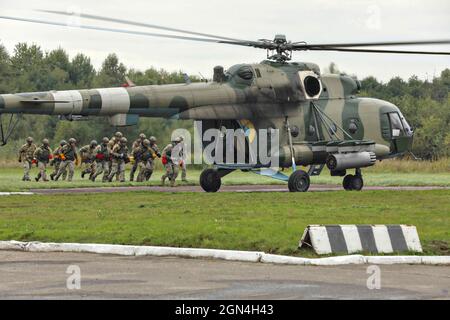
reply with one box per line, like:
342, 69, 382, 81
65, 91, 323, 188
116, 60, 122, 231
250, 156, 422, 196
389, 112, 413, 137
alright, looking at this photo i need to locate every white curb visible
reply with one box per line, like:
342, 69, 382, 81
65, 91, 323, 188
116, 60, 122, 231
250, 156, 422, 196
0, 192, 34, 196
0, 241, 448, 266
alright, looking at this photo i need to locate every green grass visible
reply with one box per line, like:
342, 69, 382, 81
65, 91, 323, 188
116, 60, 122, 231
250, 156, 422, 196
1, 167, 450, 192
0, 190, 448, 256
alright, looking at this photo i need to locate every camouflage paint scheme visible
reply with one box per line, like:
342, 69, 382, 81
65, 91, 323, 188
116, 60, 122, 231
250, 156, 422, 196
0, 60, 413, 168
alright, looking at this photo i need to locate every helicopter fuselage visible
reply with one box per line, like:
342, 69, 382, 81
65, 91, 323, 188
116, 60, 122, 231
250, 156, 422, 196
0, 60, 413, 165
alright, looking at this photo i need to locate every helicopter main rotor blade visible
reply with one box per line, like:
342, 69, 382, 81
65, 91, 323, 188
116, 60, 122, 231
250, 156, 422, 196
307, 47, 450, 55
293, 39, 450, 50
0, 15, 261, 47
38, 9, 245, 42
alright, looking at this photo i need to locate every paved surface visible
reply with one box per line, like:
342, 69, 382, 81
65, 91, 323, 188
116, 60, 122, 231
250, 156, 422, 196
30, 184, 450, 194
0, 251, 448, 299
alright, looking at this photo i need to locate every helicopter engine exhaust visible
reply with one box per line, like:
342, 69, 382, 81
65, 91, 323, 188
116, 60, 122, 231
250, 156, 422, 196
326, 152, 376, 171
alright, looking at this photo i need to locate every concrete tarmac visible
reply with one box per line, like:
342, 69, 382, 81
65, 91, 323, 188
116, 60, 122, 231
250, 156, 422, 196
0, 251, 448, 299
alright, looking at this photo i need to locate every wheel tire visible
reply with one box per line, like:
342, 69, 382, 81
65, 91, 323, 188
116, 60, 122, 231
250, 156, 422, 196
350, 175, 364, 191
288, 170, 310, 192
343, 174, 354, 191
200, 169, 221, 192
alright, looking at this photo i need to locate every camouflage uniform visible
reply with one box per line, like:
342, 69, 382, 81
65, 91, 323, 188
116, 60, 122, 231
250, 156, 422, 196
18, 138, 36, 181
92, 138, 111, 182
33, 140, 52, 182
54, 139, 77, 181
146, 140, 161, 181
50, 142, 67, 181
161, 140, 181, 187
178, 137, 188, 182
136, 139, 157, 182
108, 138, 128, 182
130, 133, 146, 181
108, 132, 124, 181
79, 141, 98, 179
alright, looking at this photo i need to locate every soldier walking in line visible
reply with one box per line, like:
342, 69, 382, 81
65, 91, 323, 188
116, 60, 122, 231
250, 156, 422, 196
108, 131, 124, 181
79, 140, 98, 180
177, 136, 188, 182
130, 133, 146, 181
136, 139, 156, 182
33, 138, 52, 182
161, 137, 181, 187
145, 136, 161, 181
108, 137, 129, 182
91, 137, 111, 182
54, 138, 78, 182
50, 140, 68, 181
18, 136, 36, 181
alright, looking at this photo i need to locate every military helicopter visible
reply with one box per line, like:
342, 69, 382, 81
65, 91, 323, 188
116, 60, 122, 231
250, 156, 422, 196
0, 11, 449, 192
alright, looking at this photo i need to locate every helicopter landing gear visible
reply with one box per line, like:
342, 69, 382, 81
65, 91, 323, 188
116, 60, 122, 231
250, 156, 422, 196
288, 170, 310, 192
200, 168, 234, 192
343, 168, 364, 191
200, 169, 221, 192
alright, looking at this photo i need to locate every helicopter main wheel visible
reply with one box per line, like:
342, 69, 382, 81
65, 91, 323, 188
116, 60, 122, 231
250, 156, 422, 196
200, 169, 221, 192
342, 174, 364, 191
288, 170, 310, 192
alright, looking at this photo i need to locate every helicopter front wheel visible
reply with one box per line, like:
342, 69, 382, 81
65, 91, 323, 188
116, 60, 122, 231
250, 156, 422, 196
343, 171, 364, 191
288, 170, 310, 192
200, 168, 221, 192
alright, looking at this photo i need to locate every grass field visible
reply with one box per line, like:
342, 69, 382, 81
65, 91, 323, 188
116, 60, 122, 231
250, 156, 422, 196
1, 167, 450, 192
0, 190, 448, 256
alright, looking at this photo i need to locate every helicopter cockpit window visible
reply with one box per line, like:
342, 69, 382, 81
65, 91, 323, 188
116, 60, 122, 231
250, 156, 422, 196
388, 112, 404, 137
237, 66, 254, 80
399, 112, 413, 136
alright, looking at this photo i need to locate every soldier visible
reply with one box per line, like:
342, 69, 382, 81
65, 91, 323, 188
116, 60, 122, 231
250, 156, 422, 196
18, 136, 37, 181
91, 137, 111, 182
54, 138, 78, 181
33, 139, 52, 182
108, 137, 129, 182
79, 140, 98, 180
146, 136, 161, 181
130, 133, 146, 181
161, 137, 181, 187
178, 136, 188, 182
108, 131, 124, 181
136, 139, 156, 182
50, 140, 68, 181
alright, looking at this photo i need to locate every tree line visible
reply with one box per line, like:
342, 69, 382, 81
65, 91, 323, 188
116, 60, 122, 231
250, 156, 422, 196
0, 43, 449, 160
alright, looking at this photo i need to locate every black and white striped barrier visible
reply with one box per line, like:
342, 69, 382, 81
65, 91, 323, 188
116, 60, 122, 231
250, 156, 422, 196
299, 225, 422, 254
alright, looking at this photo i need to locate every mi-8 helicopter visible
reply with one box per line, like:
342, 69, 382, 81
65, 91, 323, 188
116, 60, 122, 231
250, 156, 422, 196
0, 11, 449, 192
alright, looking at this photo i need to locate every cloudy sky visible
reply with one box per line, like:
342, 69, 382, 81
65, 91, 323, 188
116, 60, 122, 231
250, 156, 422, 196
0, 0, 449, 82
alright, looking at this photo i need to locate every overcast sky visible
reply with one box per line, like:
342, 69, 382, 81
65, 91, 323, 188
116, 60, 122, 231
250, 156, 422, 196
0, 0, 449, 82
